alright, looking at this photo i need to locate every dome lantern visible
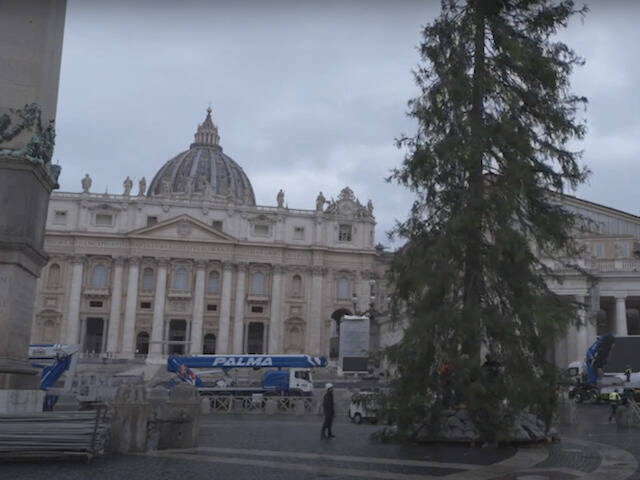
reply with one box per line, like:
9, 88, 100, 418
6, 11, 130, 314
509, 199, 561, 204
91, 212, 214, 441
191, 106, 221, 148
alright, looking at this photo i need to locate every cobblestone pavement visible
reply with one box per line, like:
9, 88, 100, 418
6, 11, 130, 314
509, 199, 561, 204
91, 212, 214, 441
2, 406, 640, 480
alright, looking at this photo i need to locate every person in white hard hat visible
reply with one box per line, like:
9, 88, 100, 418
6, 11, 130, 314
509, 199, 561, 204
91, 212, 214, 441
321, 383, 335, 439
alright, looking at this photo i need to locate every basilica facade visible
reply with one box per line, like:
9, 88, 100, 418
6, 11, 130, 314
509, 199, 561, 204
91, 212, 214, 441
31, 109, 379, 360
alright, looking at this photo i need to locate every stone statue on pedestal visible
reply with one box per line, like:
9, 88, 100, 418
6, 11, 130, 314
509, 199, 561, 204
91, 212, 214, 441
81, 173, 92, 193
277, 189, 285, 208
123, 176, 133, 196
367, 199, 374, 215
138, 177, 146, 196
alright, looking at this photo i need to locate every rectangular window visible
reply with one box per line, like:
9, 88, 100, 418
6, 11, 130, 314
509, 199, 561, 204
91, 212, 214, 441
251, 305, 264, 313
593, 243, 604, 258
140, 301, 152, 309
254, 224, 270, 236
207, 304, 218, 312
89, 300, 103, 308
147, 216, 158, 227
617, 242, 629, 258
211, 220, 223, 231
95, 213, 113, 226
293, 226, 305, 240
53, 210, 67, 225
338, 224, 352, 242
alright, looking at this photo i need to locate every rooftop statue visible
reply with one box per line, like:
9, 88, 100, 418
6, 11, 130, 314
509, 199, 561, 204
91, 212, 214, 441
123, 176, 133, 196
81, 173, 92, 193
316, 191, 326, 212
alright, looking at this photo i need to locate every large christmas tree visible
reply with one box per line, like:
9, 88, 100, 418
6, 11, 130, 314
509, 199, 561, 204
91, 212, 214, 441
388, 0, 588, 440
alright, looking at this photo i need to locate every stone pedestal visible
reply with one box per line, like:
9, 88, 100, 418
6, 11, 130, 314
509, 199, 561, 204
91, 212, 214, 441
156, 384, 201, 449
0, 158, 58, 412
109, 384, 151, 453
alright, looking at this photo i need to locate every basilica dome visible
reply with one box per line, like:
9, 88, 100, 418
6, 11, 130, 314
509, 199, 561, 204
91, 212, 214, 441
147, 108, 255, 205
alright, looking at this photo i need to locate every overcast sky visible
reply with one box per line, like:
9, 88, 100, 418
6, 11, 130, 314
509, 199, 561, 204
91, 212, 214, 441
53, 0, 640, 248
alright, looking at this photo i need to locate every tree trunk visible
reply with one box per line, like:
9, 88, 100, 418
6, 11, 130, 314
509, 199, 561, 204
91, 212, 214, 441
463, 0, 487, 360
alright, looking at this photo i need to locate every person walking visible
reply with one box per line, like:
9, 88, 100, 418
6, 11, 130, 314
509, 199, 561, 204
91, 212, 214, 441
321, 383, 335, 439
625, 366, 632, 383
609, 389, 621, 422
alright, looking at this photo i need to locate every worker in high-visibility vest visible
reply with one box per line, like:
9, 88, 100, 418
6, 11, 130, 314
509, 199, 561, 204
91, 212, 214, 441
609, 389, 621, 422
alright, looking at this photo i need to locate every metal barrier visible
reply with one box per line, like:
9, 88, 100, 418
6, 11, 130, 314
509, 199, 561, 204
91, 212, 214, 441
206, 395, 318, 414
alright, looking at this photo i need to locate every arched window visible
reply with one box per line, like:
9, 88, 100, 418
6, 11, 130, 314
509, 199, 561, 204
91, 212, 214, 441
91, 265, 107, 288
173, 267, 188, 290
136, 332, 149, 355
292, 275, 302, 296
203, 333, 216, 354
142, 268, 154, 291
207, 271, 220, 294
251, 272, 265, 295
48, 264, 61, 287
337, 277, 350, 300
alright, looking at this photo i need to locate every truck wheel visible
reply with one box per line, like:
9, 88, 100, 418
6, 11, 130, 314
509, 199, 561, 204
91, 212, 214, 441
353, 413, 362, 425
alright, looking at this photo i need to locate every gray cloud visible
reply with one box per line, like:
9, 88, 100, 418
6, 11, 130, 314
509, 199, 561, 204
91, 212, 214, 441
53, 1, 640, 249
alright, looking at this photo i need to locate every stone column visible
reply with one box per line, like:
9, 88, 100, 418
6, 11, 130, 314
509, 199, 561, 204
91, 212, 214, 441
64, 255, 84, 345
106, 257, 125, 354
575, 295, 588, 363
268, 265, 283, 354
232, 262, 247, 353
358, 270, 373, 314
307, 266, 324, 355
615, 296, 628, 337
121, 257, 140, 357
216, 262, 233, 354
190, 260, 206, 355
149, 259, 168, 359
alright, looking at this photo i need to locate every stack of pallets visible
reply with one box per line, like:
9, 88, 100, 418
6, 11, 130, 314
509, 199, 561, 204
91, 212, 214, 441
0, 409, 109, 461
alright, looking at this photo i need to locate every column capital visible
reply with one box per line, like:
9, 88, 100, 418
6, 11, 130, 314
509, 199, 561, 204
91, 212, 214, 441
615, 295, 628, 300
195, 259, 207, 270
70, 254, 85, 265
272, 264, 285, 274
157, 257, 170, 268
311, 265, 325, 276
360, 269, 374, 280
113, 256, 126, 266
128, 256, 142, 266
222, 261, 234, 272
236, 261, 248, 273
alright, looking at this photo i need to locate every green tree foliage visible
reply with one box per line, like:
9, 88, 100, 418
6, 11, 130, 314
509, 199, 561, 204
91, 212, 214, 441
388, 0, 588, 441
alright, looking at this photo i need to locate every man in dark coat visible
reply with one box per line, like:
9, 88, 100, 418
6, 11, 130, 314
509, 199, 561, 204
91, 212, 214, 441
321, 383, 335, 439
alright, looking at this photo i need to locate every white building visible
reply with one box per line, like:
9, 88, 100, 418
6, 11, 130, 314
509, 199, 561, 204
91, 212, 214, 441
31, 108, 380, 360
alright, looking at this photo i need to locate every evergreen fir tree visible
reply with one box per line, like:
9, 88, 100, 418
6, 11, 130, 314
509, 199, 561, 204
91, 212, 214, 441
388, 0, 588, 441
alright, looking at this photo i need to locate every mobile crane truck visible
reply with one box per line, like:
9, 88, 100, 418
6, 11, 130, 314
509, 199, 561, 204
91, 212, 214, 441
167, 354, 327, 398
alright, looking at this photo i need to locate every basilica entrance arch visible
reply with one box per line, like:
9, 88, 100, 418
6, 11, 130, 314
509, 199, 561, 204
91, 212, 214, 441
329, 308, 351, 359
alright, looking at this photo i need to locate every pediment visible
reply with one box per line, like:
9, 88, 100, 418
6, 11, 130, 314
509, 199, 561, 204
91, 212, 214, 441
127, 214, 237, 243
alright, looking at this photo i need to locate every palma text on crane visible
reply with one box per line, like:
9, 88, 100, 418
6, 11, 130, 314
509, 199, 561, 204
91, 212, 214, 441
212, 356, 274, 367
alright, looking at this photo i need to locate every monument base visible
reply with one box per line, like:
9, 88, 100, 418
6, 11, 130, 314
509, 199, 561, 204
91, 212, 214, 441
0, 157, 57, 410
0, 389, 44, 414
